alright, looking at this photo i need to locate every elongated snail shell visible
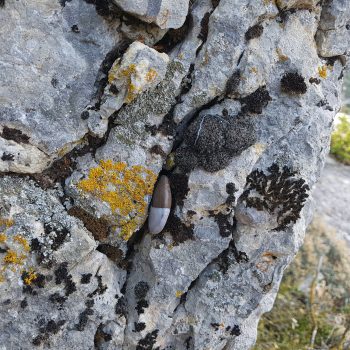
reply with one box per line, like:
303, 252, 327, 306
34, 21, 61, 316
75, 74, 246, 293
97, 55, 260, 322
148, 175, 172, 234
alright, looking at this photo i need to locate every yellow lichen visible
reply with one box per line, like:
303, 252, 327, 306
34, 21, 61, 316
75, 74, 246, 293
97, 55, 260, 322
146, 68, 158, 82
13, 235, 30, 252
0, 233, 6, 243
78, 160, 157, 241
175, 290, 184, 298
23, 269, 38, 285
3, 250, 26, 265
0, 217, 14, 229
318, 65, 328, 79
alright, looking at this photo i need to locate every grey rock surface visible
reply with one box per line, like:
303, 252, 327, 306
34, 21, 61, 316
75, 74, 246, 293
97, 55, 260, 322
0, 0, 349, 349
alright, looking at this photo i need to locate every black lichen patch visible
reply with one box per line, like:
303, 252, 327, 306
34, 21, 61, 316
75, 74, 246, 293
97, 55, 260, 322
0, 0, 4, 8
54, 262, 77, 296
309, 77, 321, 85
211, 323, 221, 331
161, 212, 194, 244
280, 72, 307, 95
241, 163, 309, 230
71, 24, 80, 33
245, 24, 263, 41
1, 152, 14, 161
68, 206, 110, 241
33, 319, 66, 346
20, 299, 28, 309
134, 322, 146, 332
212, 213, 236, 238
44, 223, 69, 251
75, 301, 94, 331
115, 296, 127, 317
88, 273, 107, 298
241, 86, 272, 114
175, 114, 256, 173
169, 173, 189, 207
230, 325, 241, 336
1, 126, 30, 144
226, 70, 241, 98
136, 330, 159, 350
81, 273, 92, 284
49, 292, 67, 308
135, 299, 149, 315
134, 281, 150, 300
217, 240, 249, 273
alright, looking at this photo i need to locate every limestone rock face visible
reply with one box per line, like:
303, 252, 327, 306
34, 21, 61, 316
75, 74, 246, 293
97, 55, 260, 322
0, 0, 349, 349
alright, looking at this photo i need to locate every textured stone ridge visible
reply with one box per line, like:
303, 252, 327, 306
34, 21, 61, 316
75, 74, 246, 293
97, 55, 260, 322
0, 0, 349, 349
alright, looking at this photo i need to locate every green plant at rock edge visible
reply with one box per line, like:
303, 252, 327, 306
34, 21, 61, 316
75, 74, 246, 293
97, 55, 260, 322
330, 115, 350, 165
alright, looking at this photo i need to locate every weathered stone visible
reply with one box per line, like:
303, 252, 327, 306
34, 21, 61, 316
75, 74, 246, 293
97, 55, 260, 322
112, 0, 189, 29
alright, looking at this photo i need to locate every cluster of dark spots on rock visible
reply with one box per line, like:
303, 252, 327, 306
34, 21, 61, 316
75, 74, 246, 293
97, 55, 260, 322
280, 72, 307, 95
94, 323, 112, 347
135, 299, 149, 315
211, 323, 221, 331
115, 295, 127, 317
226, 70, 241, 98
54, 262, 77, 296
169, 173, 189, 207
136, 330, 159, 350
229, 324, 241, 336
153, 15, 192, 53
80, 110, 89, 120
44, 223, 69, 251
33, 319, 66, 346
71, 24, 80, 33
97, 244, 126, 268
245, 24, 263, 41
0, 247, 7, 253
150, 145, 166, 158
134, 281, 150, 300
49, 292, 67, 308
50, 77, 59, 88
175, 114, 257, 172
81, 273, 92, 284
68, 206, 110, 241
152, 108, 178, 137
134, 322, 146, 332
309, 77, 320, 85
1, 152, 14, 161
75, 300, 94, 331
241, 86, 272, 114
226, 182, 237, 195
23, 285, 38, 295
159, 212, 194, 244
22, 271, 46, 289
241, 163, 309, 230
211, 212, 236, 238
20, 299, 28, 309
88, 272, 107, 298
1, 126, 30, 144
187, 210, 196, 218
216, 240, 248, 273
317, 99, 333, 111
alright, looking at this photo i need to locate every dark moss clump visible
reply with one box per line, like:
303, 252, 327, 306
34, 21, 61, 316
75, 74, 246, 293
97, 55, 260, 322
94, 324, 112, 347
75, 303, 94, 331
241, 87, 272, 114
226, 70, 241, 98
49, 292, 67, 308
68, 207, 110, 241
227, 324, 241, 336
241, 163, 309, 230
169, 173, 190, 207
81, 273, 92, 284
44, 223, 69, 251
136, 330, 159, 350
161, 212, 194, 244
33, 320, 66, 346
1, 152, 14, 161
135, 299, 149, 315
217, 240, 249, 273
88, 273, 107, 298
245, 24, 264, 40
150, 145, 166, 157
213, 213, 236, 238
175, 114, 256, 173
134, 281, 150, 300
97, 244, 125, 268
54, 262, 77, 296
280, 72, 307, 95
134, 322, 146, 332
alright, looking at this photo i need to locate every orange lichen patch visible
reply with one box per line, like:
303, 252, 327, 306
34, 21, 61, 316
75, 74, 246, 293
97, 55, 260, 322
3, 250, 26, 265
0, 233, 6, 243
23, 269, 38, 285
13, 235, 30, 252
0, 217, 14, 230
78, 160, 157, 241
146, 68, 158, 82
318, 65, 328, 79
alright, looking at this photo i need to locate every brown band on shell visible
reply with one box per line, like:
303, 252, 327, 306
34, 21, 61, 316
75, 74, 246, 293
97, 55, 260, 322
152, 175, 172, 208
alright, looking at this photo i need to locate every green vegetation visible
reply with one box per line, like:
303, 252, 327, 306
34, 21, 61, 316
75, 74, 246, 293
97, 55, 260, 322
330, 114, 350, 165
254, 218, 350, 350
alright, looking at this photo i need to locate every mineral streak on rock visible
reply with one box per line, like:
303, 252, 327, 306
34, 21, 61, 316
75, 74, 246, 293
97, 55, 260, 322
0, 0, 348, 349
